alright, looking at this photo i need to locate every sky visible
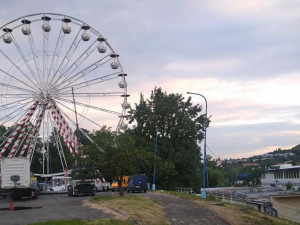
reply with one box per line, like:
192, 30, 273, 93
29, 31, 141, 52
0, 0, 300, 159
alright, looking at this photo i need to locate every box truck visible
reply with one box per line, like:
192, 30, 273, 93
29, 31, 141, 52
0, 158, 39, 199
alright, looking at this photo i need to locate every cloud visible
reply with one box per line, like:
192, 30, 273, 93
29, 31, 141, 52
0, 1, 299, 159
162, 59, 243, 77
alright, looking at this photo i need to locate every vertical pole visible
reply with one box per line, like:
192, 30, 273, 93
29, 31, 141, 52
72, 87, 80, 146
42, 149, 45, 175
202, 97, 207, 198
152, 126, 158, 191
186, 92, 208, 199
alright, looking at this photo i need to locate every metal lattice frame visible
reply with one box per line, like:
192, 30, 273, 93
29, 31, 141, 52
0, 13, 129, 174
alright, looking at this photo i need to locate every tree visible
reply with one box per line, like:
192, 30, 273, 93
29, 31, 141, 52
243, 167, 264, 187
129, 87, 207, 190
74, 127, 153, 196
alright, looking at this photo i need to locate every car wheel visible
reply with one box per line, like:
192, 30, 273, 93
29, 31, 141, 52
68, 188, 73, 197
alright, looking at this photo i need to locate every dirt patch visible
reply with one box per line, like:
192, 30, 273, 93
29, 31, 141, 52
82, 199, 127, 221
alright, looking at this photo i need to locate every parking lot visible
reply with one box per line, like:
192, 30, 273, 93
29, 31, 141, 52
0, 192, 118, 225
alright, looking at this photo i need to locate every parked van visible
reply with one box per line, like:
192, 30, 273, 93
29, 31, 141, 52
110, 176, 129, 192
127, 174, 147, 193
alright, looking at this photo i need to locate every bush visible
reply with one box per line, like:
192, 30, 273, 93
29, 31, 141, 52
285, 182, 293, 190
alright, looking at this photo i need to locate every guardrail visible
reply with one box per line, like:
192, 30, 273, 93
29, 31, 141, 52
206, 187, 300, 223
175, 187, 193, 193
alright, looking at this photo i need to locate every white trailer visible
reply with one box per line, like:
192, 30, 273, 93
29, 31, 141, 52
0, 158, 39, 199
95, 178, 110, 191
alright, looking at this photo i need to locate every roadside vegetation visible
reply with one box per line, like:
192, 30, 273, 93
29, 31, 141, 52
164, 191, 297, 225
91, 195, 168, 225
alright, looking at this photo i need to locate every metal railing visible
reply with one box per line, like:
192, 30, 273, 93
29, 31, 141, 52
206, 187, 300, 223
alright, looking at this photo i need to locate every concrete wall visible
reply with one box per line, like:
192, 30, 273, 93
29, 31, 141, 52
272, 195, 300, 223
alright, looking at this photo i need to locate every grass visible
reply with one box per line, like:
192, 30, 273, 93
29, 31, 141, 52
92, 195, 168, 225
164, 191, 298, 225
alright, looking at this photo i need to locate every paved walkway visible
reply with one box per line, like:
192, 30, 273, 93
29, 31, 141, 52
148, 192, 229, 225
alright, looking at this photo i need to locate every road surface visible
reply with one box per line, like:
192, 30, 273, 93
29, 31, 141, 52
0, 191, 229, 225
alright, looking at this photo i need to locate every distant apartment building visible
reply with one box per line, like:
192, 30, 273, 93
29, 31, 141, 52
261, 164, 300, 188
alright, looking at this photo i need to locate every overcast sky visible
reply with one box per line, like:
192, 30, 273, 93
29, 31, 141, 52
1, 0, 300, 159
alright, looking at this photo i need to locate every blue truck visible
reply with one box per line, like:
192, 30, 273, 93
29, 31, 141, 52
127, 174, 147, 193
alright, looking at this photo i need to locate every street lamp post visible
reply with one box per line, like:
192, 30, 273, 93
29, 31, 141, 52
152, 127, 158, 191
187, 91, 208, 198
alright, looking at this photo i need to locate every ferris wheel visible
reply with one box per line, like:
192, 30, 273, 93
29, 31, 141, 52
0, 13, 129, 171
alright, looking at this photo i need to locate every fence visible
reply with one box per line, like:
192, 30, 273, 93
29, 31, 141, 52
206, 187, 300, 223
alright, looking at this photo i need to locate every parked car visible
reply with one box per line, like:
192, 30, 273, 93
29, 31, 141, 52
68, 180, 96, 197
127, 174, 147, 193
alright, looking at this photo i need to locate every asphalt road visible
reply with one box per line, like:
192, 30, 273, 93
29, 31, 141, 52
0, 191, 229, 225
0, 192, 118, 225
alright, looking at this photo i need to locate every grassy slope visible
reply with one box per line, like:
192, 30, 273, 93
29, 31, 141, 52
28, 191, 296, 225
164, 191, 298, 225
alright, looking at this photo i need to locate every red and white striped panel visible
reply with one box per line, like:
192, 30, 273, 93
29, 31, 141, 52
19, 103, 47, 157
49, 101, 79, 154
26, 105, 48, 159
0, 101, 38, 157
49, 103, 72, 153
7, 101, 39, 157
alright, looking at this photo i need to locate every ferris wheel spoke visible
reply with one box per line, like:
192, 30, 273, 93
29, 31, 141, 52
56, 100, 103, 128
0, 99, 34, 122
56, 70, 119, 92
0, 50, 40, 90
42, 18, 51, 87
0, 98, 32, 110
55, 55, 112, 90
65, 75, 119, 92
26, 22, 43, 84
9, 33, 40, 86
56, 105, 100, 149
0, 99, 32, 112
50, 39, 99, 88
0, 96, 32, 100
49, 112, 67, 169
58, 92, 124, 98
0, 82, 37, 94
46, 22, 65, 90
56, 97, 122, 115
0, 68, 39, 92
51, 27, 83, 86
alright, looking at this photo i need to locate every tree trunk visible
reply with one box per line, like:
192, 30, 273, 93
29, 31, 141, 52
118, 179, 124, 196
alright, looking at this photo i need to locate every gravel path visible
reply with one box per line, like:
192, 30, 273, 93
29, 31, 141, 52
147, 192, 229, 225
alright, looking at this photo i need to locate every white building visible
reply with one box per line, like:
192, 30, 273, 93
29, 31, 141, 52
261, 164, 300, 189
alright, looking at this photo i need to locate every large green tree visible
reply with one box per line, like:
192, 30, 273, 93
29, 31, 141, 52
129, 87, 207, 190
73, 127, 153, 196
